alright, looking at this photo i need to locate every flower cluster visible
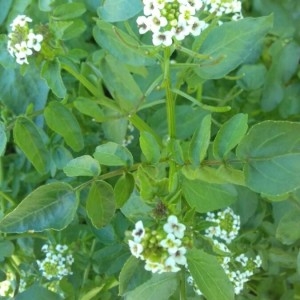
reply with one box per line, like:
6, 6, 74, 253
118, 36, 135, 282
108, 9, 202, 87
37, 244, 74, 281
122, 122, 135, 147
128, 215, 190, 273
136, 0, 208, 46
205, 207, 240, 244
7, 15, 43, 65
188, 207, 262, 295
203, 0, 243, 21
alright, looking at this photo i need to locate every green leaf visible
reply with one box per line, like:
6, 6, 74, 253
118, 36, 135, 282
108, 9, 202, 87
194, 15, 273, 79
189, 114, 211, 165
236, 121, 300, 195
140, 131, 161, 163
44, 101, 84, 152
94, 20, 155, 66
115, 173, 135, 208
213, 113, 248, 159
94, 142, 133, 167
0, 122, 7, 156
86, 181, 116, 229
237, 64, 267, 91
41, 59, 66, 98
124, 273, 177, 300
276, 209, 300, 245
52, 2, 86, 20
97, 0, 142, 22
74, 97, 105, 122
13, 117, 49, 174
119, 256, 151, 296
99, 54, 144, 111
63, 155, 101, 177
181, 175, 237, 213
0, 240, 14, 262
15, 285, 63, 300
187, 249, 234, 300
0, 182, 77, 233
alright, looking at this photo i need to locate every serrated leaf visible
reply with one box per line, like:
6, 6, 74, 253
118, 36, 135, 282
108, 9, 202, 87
194, 16, 273, 79
213, 113, 248, 159
189, 114, 211, 165
63, 155, 101, 177
41, 59, 66, 98
115, 173, 135, 208
13, 116, 49, 174
140, 131, 161, 163
0, 182, 77, 233
0, 122, 7, 156
94, 142, 133, 167
124, 273, 177, 300
181, 175, 237, 212
86, 181, 116, 229
187, 249, 234, 300
236, 121, 300, 195
44, 101, 84, 152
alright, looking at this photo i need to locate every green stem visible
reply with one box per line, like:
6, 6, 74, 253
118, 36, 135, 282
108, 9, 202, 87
81, 239, 96, 289
180, 269, 187, 300
163, 47, 177, 191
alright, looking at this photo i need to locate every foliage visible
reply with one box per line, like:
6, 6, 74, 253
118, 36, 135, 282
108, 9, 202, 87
0, 0, 300, 299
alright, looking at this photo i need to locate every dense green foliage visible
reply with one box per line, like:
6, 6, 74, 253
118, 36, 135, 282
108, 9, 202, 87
0, 0, 300, 299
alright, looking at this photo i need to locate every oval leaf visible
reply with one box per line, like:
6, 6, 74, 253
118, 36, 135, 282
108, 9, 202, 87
94, 142, 133, 166
86, 181, 116, 229
41, 58, 66, 98
97, 0, 142, 22
194, 15, 273, 79
187, 249, 234, 300
213, 113, 248, 159
124, 273, 177, 300
53, 2, 86, 20
189, 114, 211, 165
0, 182, 77, 233
13, 116, 49, 174
181, 175, 237, 213
140, 131, 161, 163
63, 155, 101, 177
115, 173, 135, 208
236, 121, 300, 195
44, 101, 84, 152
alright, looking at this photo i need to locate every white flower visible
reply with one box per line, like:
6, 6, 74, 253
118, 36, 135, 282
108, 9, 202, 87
173, 21, 190, 41
129, 240, 144, 258
159, 233, 182, 252
254, 255, 262, 268
162, 256, 181, 273
148, 13, 168, 32
163, 215, 186, 239
132, 220, 145, 242
27, 32, 43, 52
235, 253, 248, 267
144, 260, 164, 273
136, 16, 150, 34
152, 30, 173, 46
189, 18, 208, 36
169, 246, 187, 265
10, 15, 32, 30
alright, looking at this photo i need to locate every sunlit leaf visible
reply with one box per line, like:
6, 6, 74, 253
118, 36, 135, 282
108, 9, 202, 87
86, 181, 116, 229
63, 155, 101, 177
236, 121, 300, 195
187, 249, 234, 300
13, 116, 49, 174
0, 182, 77, 233
44, 101, 84, 152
